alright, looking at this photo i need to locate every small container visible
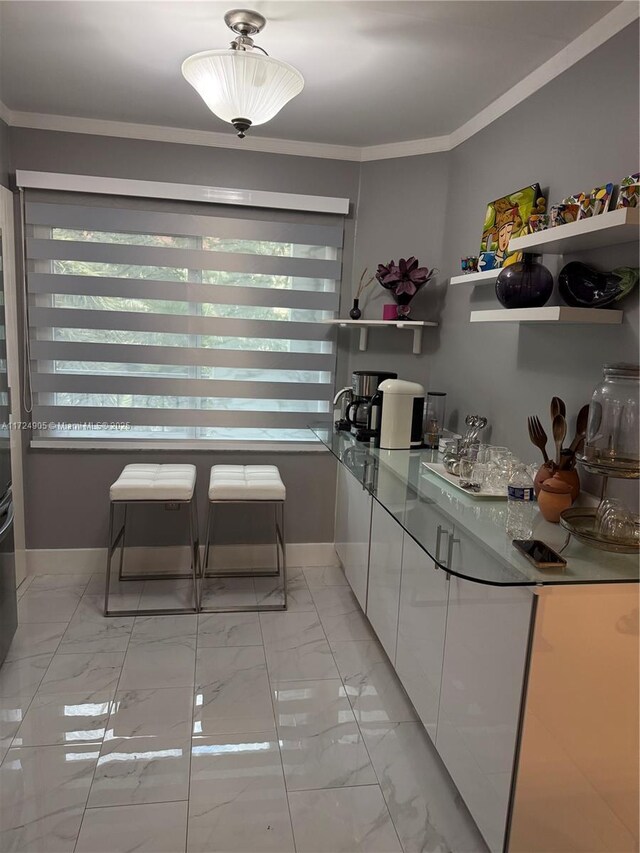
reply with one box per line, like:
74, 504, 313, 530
533, 461, 555, 497
538, 477, 573, 523
439, 432, 462, 454
382, 304, 398, 320
553, 468, 580, 502
424, 392, 447, 448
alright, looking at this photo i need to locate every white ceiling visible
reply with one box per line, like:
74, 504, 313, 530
0, 0, 621, 147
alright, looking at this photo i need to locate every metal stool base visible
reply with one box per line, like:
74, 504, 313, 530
199, 499, 287, 613
104, 498, 200, 617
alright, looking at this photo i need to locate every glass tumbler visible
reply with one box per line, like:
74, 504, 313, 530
597, 499, 635, 542
424, 392, 447, 448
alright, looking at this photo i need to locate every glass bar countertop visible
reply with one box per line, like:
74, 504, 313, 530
310, 426, 639, 587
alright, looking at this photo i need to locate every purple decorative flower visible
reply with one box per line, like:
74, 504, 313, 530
375, 257, 435, 301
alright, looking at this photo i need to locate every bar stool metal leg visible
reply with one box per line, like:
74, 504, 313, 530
189, 496, 200, 610
278, 501, 287, 611
202, 500, 279, 579
203, 502, 213, 573
104, 502, 115, 617
117, 504, 128, 581
104, 498, 199, 617
199, 499, 287, 613
104, 502, 127, 616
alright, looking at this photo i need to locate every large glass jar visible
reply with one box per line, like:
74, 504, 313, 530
582, 363, 639, 477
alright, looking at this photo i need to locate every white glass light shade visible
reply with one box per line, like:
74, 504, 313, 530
182, 49, 304, 126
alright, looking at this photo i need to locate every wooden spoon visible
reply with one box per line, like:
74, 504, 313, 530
569, 404, 590, 453
551, 396, 567, 423
552, 413, 567, 466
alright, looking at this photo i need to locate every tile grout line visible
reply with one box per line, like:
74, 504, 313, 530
315, 574, 408, 853
72, 578, 141, 853
283, 570, 400, 848
185, 606, 199, 853
259, 574, 299, 853
6, 575, 92, 759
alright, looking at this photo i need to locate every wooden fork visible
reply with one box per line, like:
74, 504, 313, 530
528, 415, 550, 463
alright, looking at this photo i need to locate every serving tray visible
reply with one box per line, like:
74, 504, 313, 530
559, 507, 639, 554
421, 462, 507, 500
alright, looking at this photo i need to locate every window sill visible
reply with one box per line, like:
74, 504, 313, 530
29, 438, 329, 453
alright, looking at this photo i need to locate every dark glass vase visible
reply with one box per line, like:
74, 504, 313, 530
495, 256, 553, 309
349, 298, 362, 320
392, 287, 423, 318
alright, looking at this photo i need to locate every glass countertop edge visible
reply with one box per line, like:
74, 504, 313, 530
309, 426, 640, 588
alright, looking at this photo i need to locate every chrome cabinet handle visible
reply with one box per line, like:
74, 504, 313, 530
446, 532, 460, 571
362, 459, 370, 491
435, 524, 446, 566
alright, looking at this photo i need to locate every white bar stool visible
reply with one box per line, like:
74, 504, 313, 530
200, 465, 287, 612
104, 464, 200, 617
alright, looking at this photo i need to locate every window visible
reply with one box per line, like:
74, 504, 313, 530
24, 195, 342, 444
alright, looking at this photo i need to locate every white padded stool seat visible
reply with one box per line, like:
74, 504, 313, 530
110, 464, 197, 502
208, 465, 286, 502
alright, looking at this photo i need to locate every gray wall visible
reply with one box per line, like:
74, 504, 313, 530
0, 118, 9, 188
351, 22, 639, 492
8, 130, 360, 548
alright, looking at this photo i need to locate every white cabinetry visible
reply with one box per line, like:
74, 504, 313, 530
334, 461, 373, 611
366, 500, 404, 660
395, 532, 449, 740
436, 572, 533, 853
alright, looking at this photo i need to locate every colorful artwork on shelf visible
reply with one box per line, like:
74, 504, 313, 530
460, 256, 479, 273
480, 184, 545, 269
616, 174, 640, 209
550, 203, 579, 227
576, 184, 614, 218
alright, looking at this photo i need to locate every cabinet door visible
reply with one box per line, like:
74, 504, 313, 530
436, 571, 533, 853
395, 532, 449, 740
334, 462, 372, 611
366, 500, 404, 660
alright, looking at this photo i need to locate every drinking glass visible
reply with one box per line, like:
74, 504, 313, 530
597, 499, 636, 542
485, 449, 513, 492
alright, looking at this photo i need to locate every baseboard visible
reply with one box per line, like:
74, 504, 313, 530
25, 542, 340, 576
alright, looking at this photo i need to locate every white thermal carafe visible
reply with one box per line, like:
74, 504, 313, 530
378, 379, 425, 450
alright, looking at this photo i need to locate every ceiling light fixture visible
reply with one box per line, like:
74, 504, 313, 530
181, 9, 304, 139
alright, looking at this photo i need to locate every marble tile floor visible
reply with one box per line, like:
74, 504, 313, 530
0, 567, 488, 853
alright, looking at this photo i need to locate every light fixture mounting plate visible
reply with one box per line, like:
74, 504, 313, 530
224, 9, 267, 37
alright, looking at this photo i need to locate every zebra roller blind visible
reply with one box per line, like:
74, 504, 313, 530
24, 193, 342, 443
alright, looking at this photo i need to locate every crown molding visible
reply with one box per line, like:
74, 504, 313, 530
359, 133, 451, 162
3, 109, 364, 161
1, 2, 637, 163
449, 1, 640, 150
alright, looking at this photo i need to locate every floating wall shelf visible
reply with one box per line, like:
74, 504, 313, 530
450, 269, 500, 286
509, 207, 639, 255
326, 319, 437, 354
470, 306, 623, 324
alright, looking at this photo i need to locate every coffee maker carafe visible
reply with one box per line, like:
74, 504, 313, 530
348, 370, 397, 439
346, 398, 371, 434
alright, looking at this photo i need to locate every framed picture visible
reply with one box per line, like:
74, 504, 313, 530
480, 183, 544, 268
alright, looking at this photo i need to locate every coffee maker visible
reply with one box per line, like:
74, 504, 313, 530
346, 370, 397, 439
333, 371, 397, 435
